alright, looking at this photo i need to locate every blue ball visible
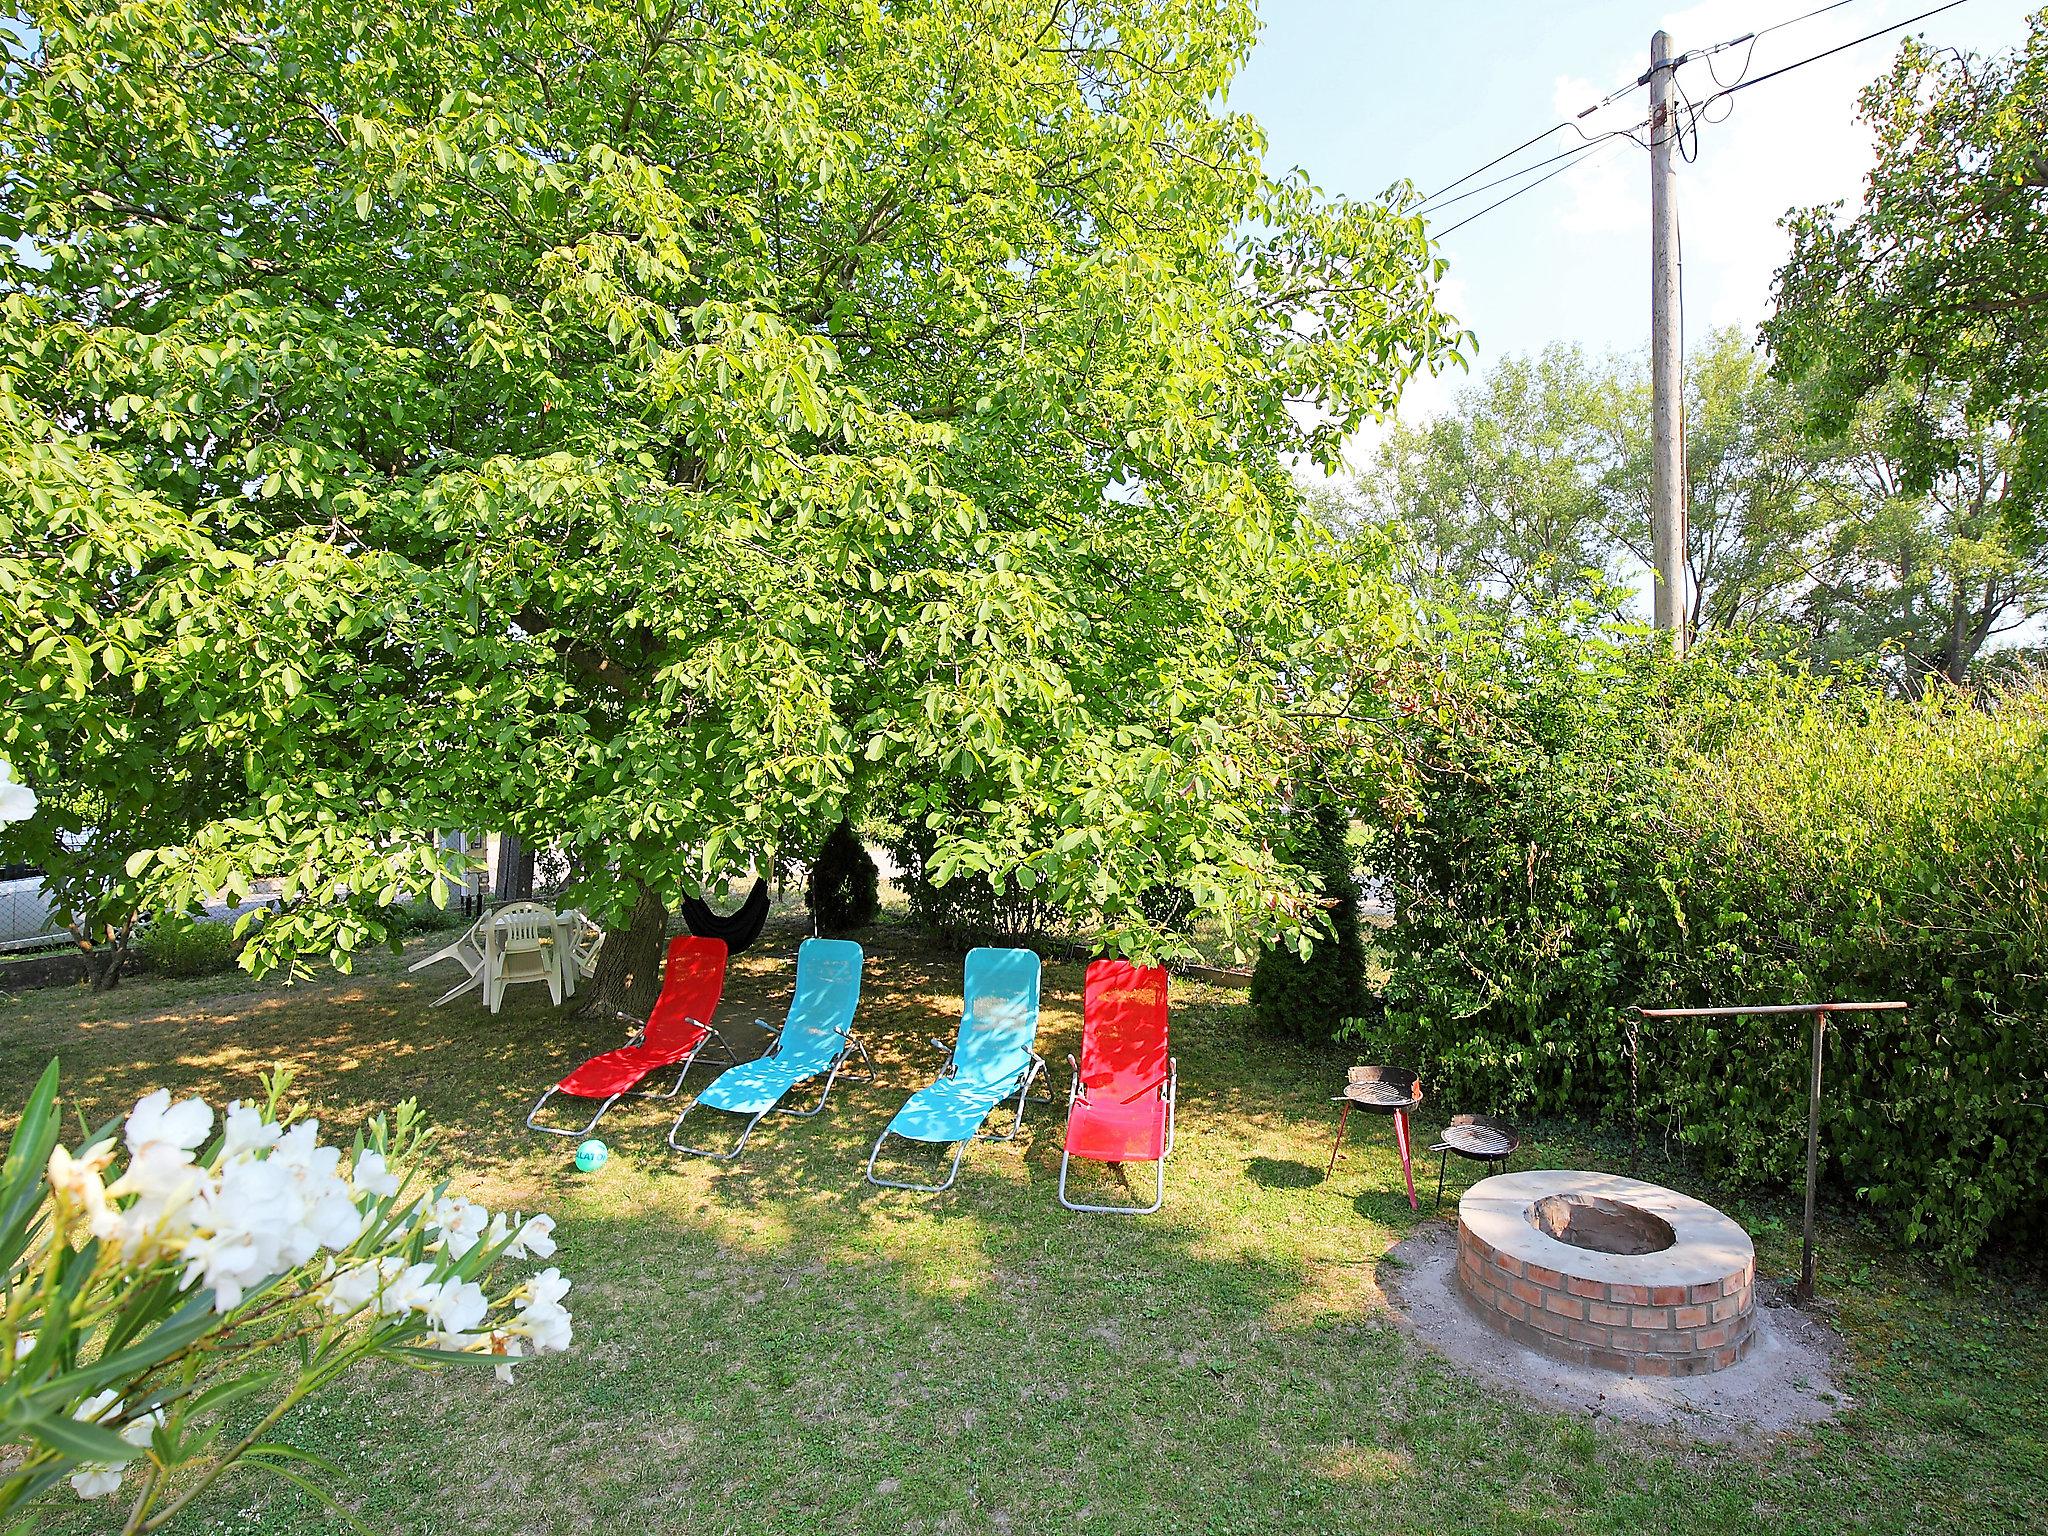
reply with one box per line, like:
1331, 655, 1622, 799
574, 1138, 609, 1173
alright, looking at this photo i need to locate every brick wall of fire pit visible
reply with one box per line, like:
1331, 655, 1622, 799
1455, 1171, 1756, 1378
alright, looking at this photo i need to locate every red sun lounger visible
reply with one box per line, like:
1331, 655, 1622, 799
1058, 959, 1177, 1214
525, 934, 736, 1138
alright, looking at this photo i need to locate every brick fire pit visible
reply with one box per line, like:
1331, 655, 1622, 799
1456, 1170, 1755, 1377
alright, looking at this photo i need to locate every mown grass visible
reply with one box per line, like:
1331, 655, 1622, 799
3, 917, 2042, 1535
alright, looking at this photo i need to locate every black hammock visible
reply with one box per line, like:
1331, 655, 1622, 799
680, 877, 771, 956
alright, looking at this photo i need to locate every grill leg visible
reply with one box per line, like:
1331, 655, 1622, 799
1325, 1100, 1352, 1176
1435, 1147, 1450, 1214
1394, 1109, 1417, 1209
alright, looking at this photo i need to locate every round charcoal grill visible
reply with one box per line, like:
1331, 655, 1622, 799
1327, 1065, 1424, 1207
1430, 1112, 1521, 1213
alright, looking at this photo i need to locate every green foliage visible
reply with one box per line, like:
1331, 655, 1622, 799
1250, 802, 1365, 1042
1768, 19, 2048, 684
1770, 15, 2048, 513
1357, 621, 2048, 1262
805, 820, 878, 937
133, 914, 240, 979
0, 0, 1464, 980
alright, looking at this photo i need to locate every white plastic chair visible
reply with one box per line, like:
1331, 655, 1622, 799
485, 901, 564, 1012
565, 910, 605, 984
407, 914, 489, 1006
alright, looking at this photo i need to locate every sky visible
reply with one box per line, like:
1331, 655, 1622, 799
1230, 0, 2041, 453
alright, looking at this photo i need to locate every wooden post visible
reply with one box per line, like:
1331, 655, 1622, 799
1648, 29, 1688, 653
1798, 1007, 1827, 1301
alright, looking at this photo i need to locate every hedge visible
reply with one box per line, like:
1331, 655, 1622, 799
1353, 626, 2048, 1264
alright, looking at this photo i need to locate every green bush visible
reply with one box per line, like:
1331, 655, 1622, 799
135, 913, 241, 978
806, 820, 879, 936
1357, 623, 2048, 1264
1250, 801, 1366, 1042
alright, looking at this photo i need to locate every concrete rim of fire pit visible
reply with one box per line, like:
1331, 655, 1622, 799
1460, 1169, 1751, 1288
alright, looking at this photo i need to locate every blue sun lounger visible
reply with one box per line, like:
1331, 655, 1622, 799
865, 946, 1048, 1192
667, 938, 870, 1161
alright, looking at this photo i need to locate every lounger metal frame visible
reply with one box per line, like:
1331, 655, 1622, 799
524, 1010, 738, 1139
666, 1020, 874, 1161
1056, 1056, 1178, 1215
864, 1037, 1053, 1193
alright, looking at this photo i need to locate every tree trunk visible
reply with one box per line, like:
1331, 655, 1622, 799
494, 835, 536, 902
582, 879, 668, 1020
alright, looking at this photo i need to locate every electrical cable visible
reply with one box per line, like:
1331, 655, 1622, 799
1687, 0, 1978, 122
1434, 134, 1631, 238
1414, 120, 1648, 216
1419, 69, 1651, 204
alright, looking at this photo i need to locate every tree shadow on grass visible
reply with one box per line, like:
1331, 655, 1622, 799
1244, 1156, 1325, 1189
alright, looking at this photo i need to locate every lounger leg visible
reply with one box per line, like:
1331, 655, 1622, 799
844, 1035, 876, 1084
991, 1059, 1046, 1142
1057, 1149, 1166, 1216
627, 1031, 739, 1100
667, 1101, 770, 1161
777, 1055, 846, 1118
1164, 1061, 1178, 1159
524, 1086, 621, 1140
864, 1127, 970, 1193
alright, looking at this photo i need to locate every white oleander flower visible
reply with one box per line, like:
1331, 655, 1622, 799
430, 1195, 489, 1258
46, 1143, 115, 1228
425, 1279, 488, 1336
69, 1463, 125, 1499
221, 1101, 281, 1160
488, 1329, 527, 1383
124, 1090, 212, 1162
352, 1148, 399, 1199
378, 1262, 442, 1317
524, 1268, 571, 1310
324, 1260, 384, 1316
0, 759, 36, 825
74, 1390, 122, 1425
518, 1299, 573, 1354
509, 1213, 556, 1260
119, 1407, 165, 1450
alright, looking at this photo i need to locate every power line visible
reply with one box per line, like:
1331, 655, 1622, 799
1423, 0, 1978, 239
1415, 123, 1646, 217
1419, 72, 1650, 204
1688, 0, 1978, 120
1434, 136, 1631, 238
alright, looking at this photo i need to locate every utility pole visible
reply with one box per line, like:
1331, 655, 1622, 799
1648, 29, 1688, 653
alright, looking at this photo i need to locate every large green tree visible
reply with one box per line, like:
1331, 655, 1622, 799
0, 0, 1462, 997
1770, 14, 2048, 512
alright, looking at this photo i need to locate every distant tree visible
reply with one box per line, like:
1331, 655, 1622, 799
1599, 329, 1836, 636
806, 820, 879, 937
1766, 20, 2048, 686
1802, 390, 2048, 688
1355, 334, 1833, 637
1250, 802, 1365, 1042
1359, 346, 1631, 623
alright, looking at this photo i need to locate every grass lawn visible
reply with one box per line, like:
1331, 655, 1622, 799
3, 918, 2043, 1535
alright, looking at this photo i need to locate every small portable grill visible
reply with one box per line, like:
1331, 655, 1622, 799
1326, 1065, 1424, 1208
1430, 1112, 1521, 1212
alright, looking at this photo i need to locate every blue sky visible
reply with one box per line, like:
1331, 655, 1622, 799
1231, 0, 2040, 442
